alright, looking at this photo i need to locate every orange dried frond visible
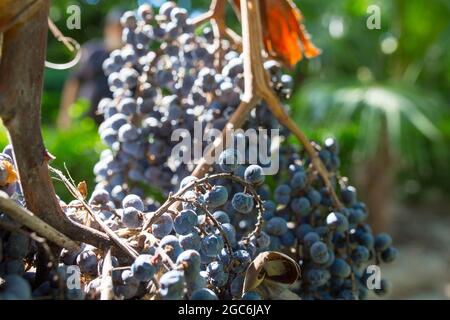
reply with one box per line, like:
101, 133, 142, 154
1, 160, 18, 185
298, 23, 322, 59
233, 0, 321, 68
263, 1, 303, 67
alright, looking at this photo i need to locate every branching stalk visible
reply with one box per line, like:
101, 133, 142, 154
171, 195, 233, 255
142, 173, 264, 240
50, 166, 139, 259
190, 0, 343, 210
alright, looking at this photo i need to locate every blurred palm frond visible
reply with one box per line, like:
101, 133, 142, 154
293, 80, 449, 174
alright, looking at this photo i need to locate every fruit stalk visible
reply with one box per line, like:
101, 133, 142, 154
190, 0, 343, 210
192, 0, 241, 48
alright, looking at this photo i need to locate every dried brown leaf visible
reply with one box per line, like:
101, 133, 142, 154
252, 279, 301, 300
243, 251, 300, 294
77, 181, 88, 199
233, 0, 321, 67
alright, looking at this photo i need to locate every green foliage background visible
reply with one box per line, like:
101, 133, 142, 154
1, 0, 449, 203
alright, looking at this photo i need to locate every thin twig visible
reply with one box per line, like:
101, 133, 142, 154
64, 163, 76, 188
191, 0, 240, 61
47, 18, 74, 52
112, 266, 131, 272
100, 247, 115, 300
49, 166, 139, 259
261, 90, 343, 210
192, 0, 226, 27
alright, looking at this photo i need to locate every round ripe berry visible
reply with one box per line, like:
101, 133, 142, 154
218, 149, 242, 173
89, 189, 110, 205
159, 270, 186, 300
173, 209, 197, 235
122, 207, 142, 228
151, 213, 174, 239
212, 210, 230, 224
231, 192, 254, 214
330, 258, 351, 278
76, 250, 98, 276
341, 186, 357, 206
266, 217, 288, 236
178, 232, 201, 251
290, 171, 306, 190
274, 184, 291, 205
176, 249, 201, 278
374, 233, 392, 252
326, 212, 349, 233
351, 245, 370, 264
303, 232, 320, 248
131, 255, 157, 282
122, 194, 144, 211
230, 250, 251, 273
201, 234, 224, 257
290, 197, 311, 216
381, 247, 398, 263
244, 165, 265, 186
304, 268, 330, 288
309, 241, 330, 264
204, 185, 228, 208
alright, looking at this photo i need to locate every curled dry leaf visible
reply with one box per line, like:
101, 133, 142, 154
77, 181, 88, 199
252, 279, 301, 300
243, 251, 300, 299
233, 0, 321, 67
